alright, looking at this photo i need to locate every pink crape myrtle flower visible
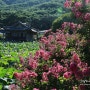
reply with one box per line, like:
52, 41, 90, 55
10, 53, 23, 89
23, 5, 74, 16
74, 2, 82, 9
14, 72, 22, 80
70, 22, 77, 30
62, 22, 68, 29
35, 49, 51, 60
51, 88, 57, 90
14, 70, 38, 82
85, 0, 90, 4
9, 84, 20, 90
72, 53, 81, 63
43, 51, 51, 60
43, 64, 49, 71
63, 71, 72, 79
70, 62, 78, 73
33, 88, 39, 90
75, 11, 82, 18
84, 13, 90, 21
77, 62, 88, 69
29, 58, 38, 69
42, 72, 48, 81
82, 67, 90, 77
58, 41, 67, 48
61, 22, 81, 31
48, 35, 55, 42
49, 62, 63, 78
64, 0, 72, 8
39, 49, 51, 60
40, 36, 49, 45
77, 24, 82, 29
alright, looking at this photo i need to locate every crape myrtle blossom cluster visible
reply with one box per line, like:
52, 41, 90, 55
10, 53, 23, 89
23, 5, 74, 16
64, 0, 90, 8
14, 69, 38, 88
64, 0, 72, 8
72, 2, 83, 18
12, 30, 90, 90
72, 5, 90, 21
64, 0, 90, 21
61, 22, 82, 33
84, 13, 90, 21
85, 0, 90, 4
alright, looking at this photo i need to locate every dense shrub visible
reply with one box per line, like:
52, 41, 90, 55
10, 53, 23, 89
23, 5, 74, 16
52, 0, 90, 65
9, 30, 90, 90
9, 0, 90, 90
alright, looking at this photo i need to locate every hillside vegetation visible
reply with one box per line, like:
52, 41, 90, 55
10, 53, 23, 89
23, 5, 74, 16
0, 0, 68, 30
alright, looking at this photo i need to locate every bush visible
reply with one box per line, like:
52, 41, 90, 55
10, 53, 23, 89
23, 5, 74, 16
11, 30, 90, 90
52, 0, 90, 65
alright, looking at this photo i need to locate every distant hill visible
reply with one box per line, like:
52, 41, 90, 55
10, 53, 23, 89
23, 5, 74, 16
0, 0, 53, 10
0, 0, 65, 11
0, 0, 68, 30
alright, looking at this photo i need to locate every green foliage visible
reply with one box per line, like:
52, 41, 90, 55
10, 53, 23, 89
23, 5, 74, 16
78, 21, 90, 65
0, 84, 2, 90
0, 67, 17, 78
0, 41, 39, 77
78, 21, 90, 39
52, 13, 71, 32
